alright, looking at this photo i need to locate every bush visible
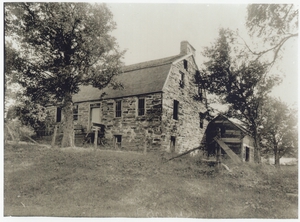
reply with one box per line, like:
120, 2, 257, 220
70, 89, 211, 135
5, 118, 35, 142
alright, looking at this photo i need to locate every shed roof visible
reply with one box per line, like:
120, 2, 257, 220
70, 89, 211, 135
212, 114, 252, 136
73, 54, 184, 102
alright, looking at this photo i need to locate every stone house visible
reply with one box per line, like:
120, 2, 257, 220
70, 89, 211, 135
49, 41, 208, 153
205, 114, 255, 162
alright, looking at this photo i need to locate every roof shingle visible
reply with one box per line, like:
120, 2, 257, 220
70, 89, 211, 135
73, 54, 184, 102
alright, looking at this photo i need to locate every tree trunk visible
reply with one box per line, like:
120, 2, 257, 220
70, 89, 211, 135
253, 132, 261, 163
274, 146, 280, 167
61, 93, 74, 147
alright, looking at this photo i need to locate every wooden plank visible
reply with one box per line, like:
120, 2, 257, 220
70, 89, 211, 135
213, 137, 241, 164
225, 130, 241, 135
220, 137, 241, 143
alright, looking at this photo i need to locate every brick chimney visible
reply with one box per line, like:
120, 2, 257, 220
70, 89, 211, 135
180, 41, 196, 57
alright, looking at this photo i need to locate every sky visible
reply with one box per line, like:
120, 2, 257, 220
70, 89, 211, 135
107, 3, 298, 107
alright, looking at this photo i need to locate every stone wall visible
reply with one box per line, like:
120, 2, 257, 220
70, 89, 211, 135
161, 56, 208, 153
75, 92, 163, 152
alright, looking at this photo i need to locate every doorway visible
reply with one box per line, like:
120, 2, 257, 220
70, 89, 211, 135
90, 103, 101, 127
245, 147, 250, 162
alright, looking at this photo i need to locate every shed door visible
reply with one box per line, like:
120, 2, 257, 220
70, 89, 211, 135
245, 147, 250, 162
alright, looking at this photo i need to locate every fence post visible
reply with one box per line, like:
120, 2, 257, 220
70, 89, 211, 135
94, 127, 99, 150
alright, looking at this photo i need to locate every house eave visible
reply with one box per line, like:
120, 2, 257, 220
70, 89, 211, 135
73, 91, 163, 103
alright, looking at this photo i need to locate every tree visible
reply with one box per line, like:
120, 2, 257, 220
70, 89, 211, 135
260, 97, 298, 166
201, 28, 280, 163
245, 4, 298, 65
5, 3, 125, 147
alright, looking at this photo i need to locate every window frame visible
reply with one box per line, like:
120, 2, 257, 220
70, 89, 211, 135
137, 97, 146, 116
170, 136, 176, 153
73, 104, 79, 121
115, 100, 122, 118
173, 100, 179, 120
179, 71, 185, 88
183, 59, 188, 71
199, 112, 205, 129
56, 107, 62, 123
114, 135, 122, 149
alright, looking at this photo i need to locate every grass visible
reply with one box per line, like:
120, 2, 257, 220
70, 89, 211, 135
4, 143, 298, 218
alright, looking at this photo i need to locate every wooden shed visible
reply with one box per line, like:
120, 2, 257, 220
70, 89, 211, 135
205, 115, 255, 163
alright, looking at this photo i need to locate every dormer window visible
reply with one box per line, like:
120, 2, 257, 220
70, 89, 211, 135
179, 71, 185, 88
183, 59, 188, 71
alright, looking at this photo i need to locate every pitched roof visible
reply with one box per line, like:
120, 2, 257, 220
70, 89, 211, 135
73, 54, 184, 102
213, 114, 252, 136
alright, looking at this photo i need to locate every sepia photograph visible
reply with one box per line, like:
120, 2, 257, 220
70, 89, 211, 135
3, 0, 298, 219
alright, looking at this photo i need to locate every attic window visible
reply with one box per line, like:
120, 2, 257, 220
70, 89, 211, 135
138, 98, 145, 116
115, 100, 122, 117
173, 100, 179, 120
179, 71, 185, 88
183, 60, 188, 71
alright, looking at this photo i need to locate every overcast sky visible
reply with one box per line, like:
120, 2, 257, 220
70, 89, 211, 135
107, 3, 298, 107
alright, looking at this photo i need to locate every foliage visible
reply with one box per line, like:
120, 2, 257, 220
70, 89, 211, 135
6, 100, 52, 137
246, 4, 298, 65
260, 97, 298, 165
5, 119, 35, 142
201, 28, 281, 162
5, 2, 125, 147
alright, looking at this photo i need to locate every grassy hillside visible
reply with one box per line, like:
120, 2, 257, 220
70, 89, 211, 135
4, 143, 298, 218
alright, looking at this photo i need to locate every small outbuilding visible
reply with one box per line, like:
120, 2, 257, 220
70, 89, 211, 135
205, 114, 255, 163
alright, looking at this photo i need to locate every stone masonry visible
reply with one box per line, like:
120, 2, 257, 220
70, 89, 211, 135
161, 55, 208, 153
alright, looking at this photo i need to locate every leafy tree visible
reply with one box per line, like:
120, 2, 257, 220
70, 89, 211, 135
201, 28, 280, 163
260, 97, 298, 166
245, 4, 298, 65
5, 3, 125, 147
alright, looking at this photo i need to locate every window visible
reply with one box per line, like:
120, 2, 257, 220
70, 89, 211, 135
199, 112, 204, 128
198, 87, 203, 101
138, 98, 145, 116
196, 71, 203, 101
56, 107, 61, 122
115, 100, 122, 117
170, 136, 176, 153
179, 71, 185, 88
173, 100, 179, 120
73, 104, 78, 121
114, 135, 122, 149
183, 59, 188, 71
